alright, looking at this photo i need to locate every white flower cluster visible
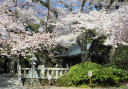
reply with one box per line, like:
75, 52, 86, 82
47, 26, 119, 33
5, 32, 52, 56
54, 4, 128, 47
0, 0, 40, 34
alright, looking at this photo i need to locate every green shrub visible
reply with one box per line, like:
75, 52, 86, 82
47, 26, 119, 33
56, 74, 72, 87
112, 46, 128, 70
109, 66, 128, 83
69, 62, 128, 87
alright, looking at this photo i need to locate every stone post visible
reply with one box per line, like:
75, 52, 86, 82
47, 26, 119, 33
17, 64, 22, 86
55, 64, 58, 68
66, 64, 69, 68
10, 59, 15, 76
38, 65, 45, 79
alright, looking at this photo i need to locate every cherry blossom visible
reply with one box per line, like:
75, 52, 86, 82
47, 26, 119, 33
53, 3, 128, 47
1, 0, 128, 57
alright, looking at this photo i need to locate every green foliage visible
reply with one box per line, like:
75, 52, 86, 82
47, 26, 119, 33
31, 23, 40, 31
56, 74, 72, 87
69, 62, 128, 87
47, 25, 54, 33
113, 46, 128, 70
87, 38, 92, 41
35, 43, 52, 66
40, 19, 45, 26
19, 56, 31, 68
94, 36, 109, 53
109, 66, 128, 83
26, 23, 40, 33
0, 57, 6, 67
118, 0, 128, 2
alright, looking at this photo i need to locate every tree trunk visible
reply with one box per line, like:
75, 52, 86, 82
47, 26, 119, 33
109, 46, 116, 65
77, 32, 89, 62
87, 38, 99, 61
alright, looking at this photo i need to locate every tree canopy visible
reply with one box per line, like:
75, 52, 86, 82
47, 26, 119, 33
0, 0, 128, 59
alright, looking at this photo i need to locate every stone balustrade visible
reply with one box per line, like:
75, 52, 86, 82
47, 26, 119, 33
21, 68, 40, 78
21, 65, 70, 79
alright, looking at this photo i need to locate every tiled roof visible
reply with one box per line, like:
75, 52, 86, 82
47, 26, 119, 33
54, 42, 92, 58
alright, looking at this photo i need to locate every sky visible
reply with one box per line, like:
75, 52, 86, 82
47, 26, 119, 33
0, 0, 97, 38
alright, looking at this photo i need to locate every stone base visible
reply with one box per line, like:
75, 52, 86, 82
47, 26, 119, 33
24, 78, 40, 86
40, 79, 56, 86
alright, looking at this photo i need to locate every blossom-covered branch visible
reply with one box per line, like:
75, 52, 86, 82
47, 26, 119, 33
53, 3, 128, 47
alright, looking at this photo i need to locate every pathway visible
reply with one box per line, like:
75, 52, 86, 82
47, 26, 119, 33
0, 74, 27, 89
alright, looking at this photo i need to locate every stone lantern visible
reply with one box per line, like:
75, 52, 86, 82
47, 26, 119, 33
24, 56, 40, 86
27, 56, 39, 78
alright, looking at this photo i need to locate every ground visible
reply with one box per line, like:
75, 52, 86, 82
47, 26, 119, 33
0, 74, 128, 89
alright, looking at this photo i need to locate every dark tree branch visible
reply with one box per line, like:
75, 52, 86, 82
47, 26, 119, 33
32, 0, 58, 18
106, 0, 116, 9
80, 0, 86, 12
59, 0, 72, 11
46, 0, 50, 33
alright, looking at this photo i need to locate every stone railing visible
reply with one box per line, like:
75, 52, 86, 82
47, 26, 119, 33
21, 68, 40, 78
21, 65, 70, 79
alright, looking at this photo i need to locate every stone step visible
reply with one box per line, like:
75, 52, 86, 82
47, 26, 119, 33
0, 75, 21, 87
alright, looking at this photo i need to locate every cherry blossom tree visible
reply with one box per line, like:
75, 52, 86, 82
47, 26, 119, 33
55, 4, 128, 47
1, 0, 128, 64
0, 0, 81, 58
50, 1, 128, 62
33, 0, 127, 48
0, 0, 57, 74
0, 0, 44, 56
